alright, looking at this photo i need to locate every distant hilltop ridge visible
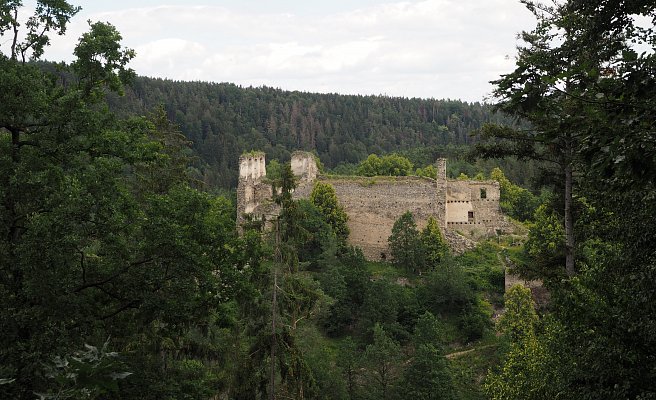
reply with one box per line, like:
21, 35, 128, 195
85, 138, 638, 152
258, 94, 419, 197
237, 151, 511, 259
99, 74, 522, 188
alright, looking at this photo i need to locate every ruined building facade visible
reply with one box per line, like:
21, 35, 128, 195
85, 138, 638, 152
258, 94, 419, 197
237, 151, 509, 259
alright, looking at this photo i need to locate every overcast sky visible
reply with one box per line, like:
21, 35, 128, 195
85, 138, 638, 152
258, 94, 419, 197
37, 0, 536, 102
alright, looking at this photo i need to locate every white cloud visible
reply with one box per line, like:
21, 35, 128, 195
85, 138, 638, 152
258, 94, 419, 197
41, 0, 535, 101
132, 38, 206, 79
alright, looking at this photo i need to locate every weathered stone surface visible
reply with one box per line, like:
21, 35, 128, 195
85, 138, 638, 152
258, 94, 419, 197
443, 229, 477, 254
313, 176, 436, 259
237, 151, 510, 260
236, 153, 271, 232
291, 151, 318, 183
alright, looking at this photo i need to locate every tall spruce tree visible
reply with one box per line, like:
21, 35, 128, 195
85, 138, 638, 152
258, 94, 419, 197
483, 1, 656, 398
419, 217, 448, 272
269, 163, 322, 399
403, 312, 455, 400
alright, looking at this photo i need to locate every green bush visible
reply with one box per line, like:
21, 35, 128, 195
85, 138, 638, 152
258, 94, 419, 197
459, 300, 493, 343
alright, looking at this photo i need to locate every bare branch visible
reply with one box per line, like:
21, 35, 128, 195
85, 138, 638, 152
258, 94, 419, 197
73, 258, 154, 293
11, 8, 18, 60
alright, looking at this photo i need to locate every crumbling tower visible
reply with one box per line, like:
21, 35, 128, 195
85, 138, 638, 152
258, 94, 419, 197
291, 151, 318, 184
236, 152, 269, 229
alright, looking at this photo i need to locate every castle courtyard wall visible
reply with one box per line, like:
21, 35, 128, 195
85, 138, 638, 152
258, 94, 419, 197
294, 176, 436, 260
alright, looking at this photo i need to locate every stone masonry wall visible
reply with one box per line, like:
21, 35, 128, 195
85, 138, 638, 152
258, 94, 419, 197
291, 151, 319, 183
446, 180, 507, 238
435, 158, 447, 230
238, 151, 509, 259
295, 176, 437, 260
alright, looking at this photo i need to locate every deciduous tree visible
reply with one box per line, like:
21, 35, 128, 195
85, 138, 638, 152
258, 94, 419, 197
482, 1, 656, 397
0, 9, 252, 399
357, 154, 413, 177
485, 285, 565, 400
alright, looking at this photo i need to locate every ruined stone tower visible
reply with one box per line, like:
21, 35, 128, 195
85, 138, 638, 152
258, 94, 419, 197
444, 174, 502, 234
290, 151, 318, 184
236, 152, 271, 230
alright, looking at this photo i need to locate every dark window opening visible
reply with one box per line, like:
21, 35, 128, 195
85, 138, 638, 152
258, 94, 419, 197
468, 211, 474, 221
480, 188, 487, 199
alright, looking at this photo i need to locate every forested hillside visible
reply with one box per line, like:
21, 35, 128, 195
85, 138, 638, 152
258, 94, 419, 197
106, 79, 518, 187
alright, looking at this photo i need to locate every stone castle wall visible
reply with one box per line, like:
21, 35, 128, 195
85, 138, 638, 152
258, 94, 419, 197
237, 151, 509, 259
446, 180, 505, 237
294, 176, 437, 260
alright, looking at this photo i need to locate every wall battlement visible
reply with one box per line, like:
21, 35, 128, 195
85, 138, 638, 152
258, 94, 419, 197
239, 152, 266, 181
237, 151, 510, 259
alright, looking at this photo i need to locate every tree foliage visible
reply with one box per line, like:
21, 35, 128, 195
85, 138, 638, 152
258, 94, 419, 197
497, 285, 538, 344
336, 337, 361, 400
485, 286, 565, 400
402, 312, 455, 400
490, 167, 541, 222
268, 162, 327, 399
72, 20, 136, 97
418, 263, 474, 316
484, 1, 656, 398
363, 324, 402, 400
0, 9, 256, 400
419, 217, 448, 272
356, 154, 414, 177
0, 0, 81, 62
104, 78, 520, 187
310, 181, 350, 243
523, 204, 566, 281
387, 212, 452, 279
388, 211, 421, 271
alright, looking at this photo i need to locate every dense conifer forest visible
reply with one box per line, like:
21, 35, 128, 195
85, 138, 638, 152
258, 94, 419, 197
105, 78, 523, 188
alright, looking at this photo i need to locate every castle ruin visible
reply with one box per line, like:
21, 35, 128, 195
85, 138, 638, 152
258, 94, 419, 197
237, 151, 510, 259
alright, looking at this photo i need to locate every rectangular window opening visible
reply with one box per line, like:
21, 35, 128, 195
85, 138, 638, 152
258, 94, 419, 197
480, 188, 487, 199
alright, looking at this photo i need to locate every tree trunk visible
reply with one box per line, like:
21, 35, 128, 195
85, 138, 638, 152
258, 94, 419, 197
270, 267, 277, 400
270, 220, 280, 400
564, 164, 575, 276
11, 9, 19, 61
8, 127, 20, 244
